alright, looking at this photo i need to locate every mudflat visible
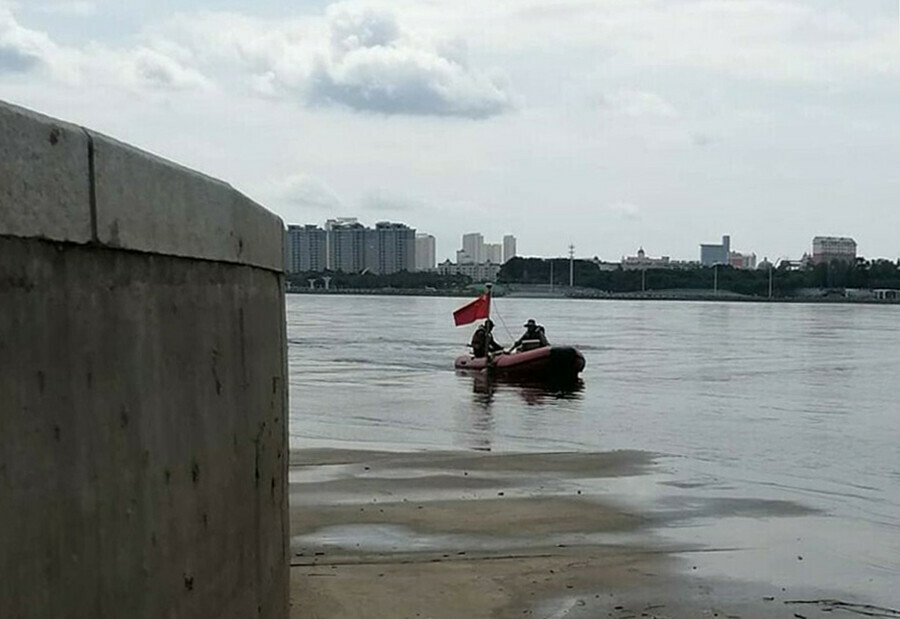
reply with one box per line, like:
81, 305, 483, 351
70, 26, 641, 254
289, 449, 870, 618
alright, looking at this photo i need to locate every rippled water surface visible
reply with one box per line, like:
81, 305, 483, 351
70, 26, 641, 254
287, 294, 900, 604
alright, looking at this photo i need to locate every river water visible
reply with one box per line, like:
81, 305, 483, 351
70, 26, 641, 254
287, 294, 900, 606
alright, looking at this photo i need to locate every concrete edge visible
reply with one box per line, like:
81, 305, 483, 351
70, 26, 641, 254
0, 99, 285, 272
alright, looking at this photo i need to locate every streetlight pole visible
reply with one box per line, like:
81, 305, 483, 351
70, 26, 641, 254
569, 244, 575, 287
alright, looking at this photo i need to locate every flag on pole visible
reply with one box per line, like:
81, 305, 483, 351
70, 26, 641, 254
452, 293, 490, 326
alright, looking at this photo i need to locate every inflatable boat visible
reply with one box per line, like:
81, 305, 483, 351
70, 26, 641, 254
454, 345, 585, 380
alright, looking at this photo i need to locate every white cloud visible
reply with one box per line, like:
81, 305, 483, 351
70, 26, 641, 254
593, 90, 677, 118
608, 202, 642, 221
36, 1, 96, 16
305, 4, 514, 117
494, 0, 899, 84
118, 46, 211, 91
0, 8, 55, 72
147, 5, 514, 118
0, 7, 211, 91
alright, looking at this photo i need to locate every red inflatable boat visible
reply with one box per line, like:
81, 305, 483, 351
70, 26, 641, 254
454, 345, 585, 380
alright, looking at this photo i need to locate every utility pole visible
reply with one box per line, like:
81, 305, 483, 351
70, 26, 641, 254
569, 244, 575, 287
641, 268, 646, 293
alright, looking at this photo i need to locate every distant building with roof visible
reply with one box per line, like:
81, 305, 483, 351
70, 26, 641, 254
437, 260, 501, 282
812, 236, 857, 265
729, 252, 757, 270
621, 247, 672, 270
700, 235, 731, 266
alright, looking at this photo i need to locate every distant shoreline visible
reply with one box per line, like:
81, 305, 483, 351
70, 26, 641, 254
286, 288, 900, 305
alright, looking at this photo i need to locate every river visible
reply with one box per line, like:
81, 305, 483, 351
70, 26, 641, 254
287, 294, 900, 607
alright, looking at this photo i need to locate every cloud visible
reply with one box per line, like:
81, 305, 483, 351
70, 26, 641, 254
608, 202, 641, 221
361, 190, 424, 213
304, 5, 513, 118
507, 0, 898, 84
593, 90, 677, 118
0, 7, 211, 91
119, 46, 211, 91
272, 174, 343, 212
135, 5, 513, 118
36, 1, 96, 16
0, 8, 53, 72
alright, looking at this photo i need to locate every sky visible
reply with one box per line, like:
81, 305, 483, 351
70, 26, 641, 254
1, 0, 898, 262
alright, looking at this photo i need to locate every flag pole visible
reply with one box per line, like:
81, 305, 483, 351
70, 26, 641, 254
485, 282, 495, 368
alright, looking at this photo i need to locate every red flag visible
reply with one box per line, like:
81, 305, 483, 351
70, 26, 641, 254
453, 293, 490, 326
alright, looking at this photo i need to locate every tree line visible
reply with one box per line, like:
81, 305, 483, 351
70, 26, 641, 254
498, 257, 900, 296
286, 270, 471, 290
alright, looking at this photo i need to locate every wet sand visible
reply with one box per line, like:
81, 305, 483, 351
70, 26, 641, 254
289, 449, 873, 618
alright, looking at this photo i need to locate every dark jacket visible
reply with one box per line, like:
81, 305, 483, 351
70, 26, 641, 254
514, 325, 549, 350
471, 325, 503, 358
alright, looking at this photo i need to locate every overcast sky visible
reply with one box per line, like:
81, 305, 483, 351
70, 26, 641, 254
2, 0, 898, 262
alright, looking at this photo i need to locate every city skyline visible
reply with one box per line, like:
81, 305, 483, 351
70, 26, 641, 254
285, 216, 881, 267
2, 2, 897, 264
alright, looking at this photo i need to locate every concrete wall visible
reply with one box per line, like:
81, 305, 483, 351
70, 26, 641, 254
0, 100, 288, 619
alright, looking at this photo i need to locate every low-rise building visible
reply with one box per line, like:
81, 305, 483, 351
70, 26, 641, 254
729, 252, 757, 270
437, 260, 501, 282
622, 247, 672, 270
812, 236, 857, 265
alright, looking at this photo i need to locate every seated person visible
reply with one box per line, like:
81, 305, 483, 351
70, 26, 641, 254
471, 319, 504, 358
514, 319, 549, 351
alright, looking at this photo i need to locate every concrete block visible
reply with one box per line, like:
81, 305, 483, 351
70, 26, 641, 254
0, 237, 288, 618
89, 131, 284, 271
0, 100, 92, 243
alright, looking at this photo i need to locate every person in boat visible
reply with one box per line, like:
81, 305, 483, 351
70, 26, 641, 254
513, 319, 549, 352
471, 319, 504, 359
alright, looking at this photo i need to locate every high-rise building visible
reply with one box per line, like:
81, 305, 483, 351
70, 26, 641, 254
461, 233, 484, 264
415, 233, 436, 271
700, 235, 731, 266
328, 220, 367, 273
485, 243, 502, 264
285, 224, 327, 273
503, 235, 517, 263
287, 218, 417, 275
812, 237, 857, 265
367, 222, 415, 275
324, 217, 360, 270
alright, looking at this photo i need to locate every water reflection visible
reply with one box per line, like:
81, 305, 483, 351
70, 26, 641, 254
462, 371, 585, 406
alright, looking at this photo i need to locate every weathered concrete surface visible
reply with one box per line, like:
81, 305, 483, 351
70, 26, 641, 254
0, 239, 288, 619
0, 99, 288, 619
0, 101, 92, 243
90, 132, 284, 271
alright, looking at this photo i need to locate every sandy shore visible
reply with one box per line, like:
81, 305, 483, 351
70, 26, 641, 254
288, 448, 870, 618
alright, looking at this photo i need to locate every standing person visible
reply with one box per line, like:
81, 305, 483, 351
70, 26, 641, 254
514, 319, 549, 351
471, 319, 504, 358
